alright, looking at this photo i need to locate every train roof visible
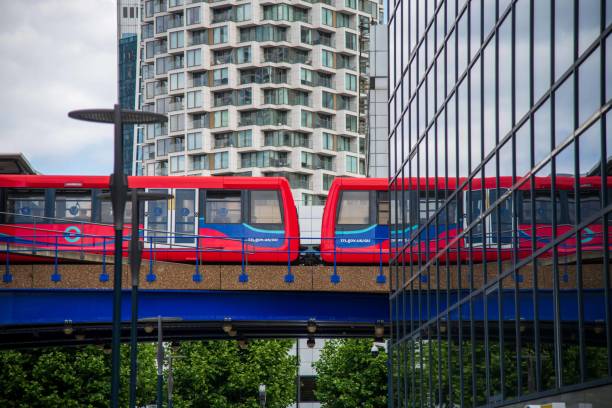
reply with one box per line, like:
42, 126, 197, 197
0, 175, 293, 190
331, 176, 610, 191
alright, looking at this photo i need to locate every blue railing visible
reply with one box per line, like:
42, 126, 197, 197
0, 212, 389, 286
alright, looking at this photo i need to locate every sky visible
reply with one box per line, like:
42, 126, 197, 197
0, 0, 117, 174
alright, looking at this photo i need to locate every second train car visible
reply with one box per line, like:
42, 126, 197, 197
321, 177, 611, 264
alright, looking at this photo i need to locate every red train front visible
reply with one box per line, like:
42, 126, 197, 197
0, 175, 300, 264
321, 176, 611, 265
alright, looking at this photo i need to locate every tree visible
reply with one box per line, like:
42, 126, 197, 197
313, 339, 387, 408
0, 344, 157, 408
171, 339, 297, 408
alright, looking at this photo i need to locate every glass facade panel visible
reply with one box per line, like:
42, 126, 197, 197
388, 1, 611, 406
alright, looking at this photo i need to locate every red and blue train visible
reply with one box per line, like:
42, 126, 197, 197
0, 175, 300, 263
0, 175, 608, 265
321, 176, 611, 264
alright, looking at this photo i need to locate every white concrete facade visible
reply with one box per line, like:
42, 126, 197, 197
135, 0, 382, 203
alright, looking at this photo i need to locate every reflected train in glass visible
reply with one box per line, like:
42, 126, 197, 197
0, 175, 299, 263
321, 177, 611, 264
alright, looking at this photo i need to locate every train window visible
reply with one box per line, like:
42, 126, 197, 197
337, 191, 370, 225
521, 191, 561, 225
568, 190, 601, 225
7, 189, 45, 223
419, 191, 456, 225
377, 191, 389, 225
250, 190, 282, 224
206, 190, 241, 224
100, 195, 133, 224
55, 190, 92, 222
175, 189, 196, 243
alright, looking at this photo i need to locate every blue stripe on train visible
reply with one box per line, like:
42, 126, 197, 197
198, 220, 286, 248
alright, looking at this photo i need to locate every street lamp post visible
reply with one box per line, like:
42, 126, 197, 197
68, 106, 166, 408
139, 316, 182, 408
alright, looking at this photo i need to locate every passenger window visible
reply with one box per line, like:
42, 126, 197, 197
7, 189, 45, 223
250, 190, 282, 224
206, 190, 241, 224
338, 191, 370, 225
377, 191, 389, 225
55, 190, 92, 222
521, 191, 561, 225
100, 190, 133, 224
568, 190, 601, 225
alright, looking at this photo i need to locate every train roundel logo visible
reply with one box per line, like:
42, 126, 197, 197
64, 226, 81, 243
180, 207, 190, 217
69, 206, 79, 215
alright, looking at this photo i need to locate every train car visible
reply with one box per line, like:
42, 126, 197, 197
322, 176, 611, 265
0, 175, 299, 263
320, 178, 390, 264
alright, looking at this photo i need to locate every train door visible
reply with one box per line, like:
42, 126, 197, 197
173, 189, 196, 245
145, 189, 170, 243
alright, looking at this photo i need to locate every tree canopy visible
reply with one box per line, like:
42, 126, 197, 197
313, 339, 387, 408
0, 339, 297, 408
171, 339, 297, 408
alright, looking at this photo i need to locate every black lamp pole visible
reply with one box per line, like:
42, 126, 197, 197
68, 106, 166, 408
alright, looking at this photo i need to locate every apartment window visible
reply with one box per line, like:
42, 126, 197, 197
238, 129, 252, 146
345, 73, 357, 91
345, 114, 357, 132
236, 4, 251, 21
170, 155, 185, 173
322, 91, 334, 109
186, 90, 202, 108
186, 7, 200, 25
191, 154, 208, 170
301, 110, 313, 128
214, 152, 229, 170
345, 0, 356, 9
322, 133, 333, 150
213, 110, 228, 128
213, 26, 228, 44
169, 114, 184, 132
213, 68, 228, 86
323, 174, 335, 191
170, 72, 184, 90
336, 13, 351, 28
337, 135, 351, 151
345, 155, 358, 173
300, 68, 313, 85
187, 132, 202, 150
345, 32, 357, 50
322, 8, 333, 26
321, 50, 334, 68
186, 49, 201, 67
169, 31, 184, 49
236, 46, 251, 64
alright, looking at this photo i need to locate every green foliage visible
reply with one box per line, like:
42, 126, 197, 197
171, 340, 297, 408
391, 338, 610, 406
0, 340, 297, 408
313, 339, 387, 408
0, 344, 157, 408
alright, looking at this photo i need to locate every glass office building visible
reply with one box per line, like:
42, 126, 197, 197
388, 0, 611, 406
